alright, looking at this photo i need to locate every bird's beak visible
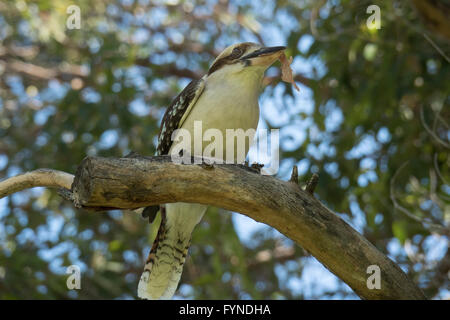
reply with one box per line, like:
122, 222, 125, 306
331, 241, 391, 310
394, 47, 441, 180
240, 46, 286, 66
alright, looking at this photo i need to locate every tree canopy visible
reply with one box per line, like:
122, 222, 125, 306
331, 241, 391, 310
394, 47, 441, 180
0, 0, 448, 299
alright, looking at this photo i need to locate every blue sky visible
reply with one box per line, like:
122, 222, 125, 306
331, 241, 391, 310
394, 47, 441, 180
0, 0, 448, 299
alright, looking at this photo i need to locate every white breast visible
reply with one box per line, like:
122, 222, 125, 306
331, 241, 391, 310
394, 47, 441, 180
172, 69, 262, 161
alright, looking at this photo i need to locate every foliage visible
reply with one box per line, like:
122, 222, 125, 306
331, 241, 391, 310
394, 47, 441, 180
0, 0, 448, 299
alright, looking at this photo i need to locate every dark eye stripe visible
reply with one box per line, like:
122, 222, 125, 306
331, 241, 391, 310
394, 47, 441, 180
230, 47, 243, 58
207, 43, 254, 75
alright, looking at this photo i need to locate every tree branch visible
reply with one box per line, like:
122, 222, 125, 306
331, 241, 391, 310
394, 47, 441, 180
0, 155, 426, 299
0, 169, 74, 198
0, 57, 88, 82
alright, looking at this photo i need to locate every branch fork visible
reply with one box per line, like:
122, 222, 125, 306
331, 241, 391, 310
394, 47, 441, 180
0, 155, 426, 299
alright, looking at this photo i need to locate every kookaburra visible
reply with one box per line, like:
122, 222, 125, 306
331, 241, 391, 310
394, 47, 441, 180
137, 42, 286, 300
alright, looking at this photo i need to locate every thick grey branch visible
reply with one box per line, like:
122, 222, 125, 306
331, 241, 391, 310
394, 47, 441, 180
66, 155, 425, 300
0, 156, 427, 299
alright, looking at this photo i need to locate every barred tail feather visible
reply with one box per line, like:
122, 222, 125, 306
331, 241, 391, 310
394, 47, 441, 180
138, 203, 206, 300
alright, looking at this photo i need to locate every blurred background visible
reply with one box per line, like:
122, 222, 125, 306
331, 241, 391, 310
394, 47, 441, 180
0, 0, 449, 299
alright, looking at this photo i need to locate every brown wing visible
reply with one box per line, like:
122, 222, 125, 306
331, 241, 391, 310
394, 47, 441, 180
143, 78, 205, 223
156, 78, 205, 155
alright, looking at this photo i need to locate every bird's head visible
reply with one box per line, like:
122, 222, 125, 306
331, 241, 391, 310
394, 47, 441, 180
207, 42, 286, 78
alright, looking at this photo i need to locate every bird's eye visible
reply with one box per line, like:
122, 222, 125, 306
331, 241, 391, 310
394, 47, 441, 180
230, 47, 243, 58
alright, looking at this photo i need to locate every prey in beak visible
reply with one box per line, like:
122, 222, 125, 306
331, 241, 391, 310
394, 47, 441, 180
240, 46, 286, 67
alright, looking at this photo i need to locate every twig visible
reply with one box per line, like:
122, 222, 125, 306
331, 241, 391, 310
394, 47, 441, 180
423, 33, 450, 63
305, 173, 319, 195
250, 162, 264, 173
289, 165, 298, 184
0, 169, 74, 199
433, 153, 449, 185
390, 162, 448, 235
0, 156, 427, 299
420, 106, 450, 149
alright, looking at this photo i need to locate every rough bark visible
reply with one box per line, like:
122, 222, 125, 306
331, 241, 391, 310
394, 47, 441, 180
65, 155, 426, 300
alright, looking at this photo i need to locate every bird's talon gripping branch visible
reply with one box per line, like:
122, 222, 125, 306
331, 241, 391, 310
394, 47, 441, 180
0, 155, 428, 299
124, 151, 142, 158
136, 43, 288, 300
200, 161, 215, 170
250, 162, 264, 173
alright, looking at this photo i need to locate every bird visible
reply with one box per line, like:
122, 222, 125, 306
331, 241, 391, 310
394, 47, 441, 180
137, 42, 286, 300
